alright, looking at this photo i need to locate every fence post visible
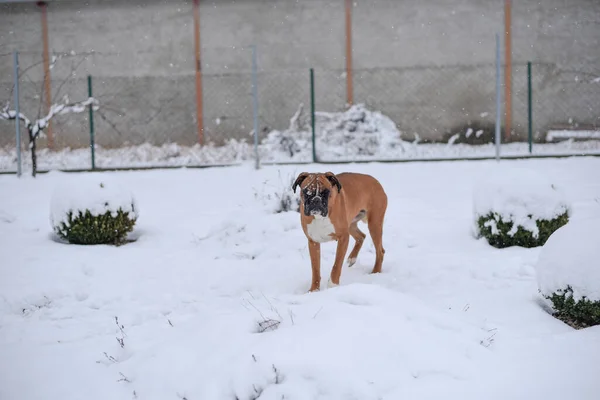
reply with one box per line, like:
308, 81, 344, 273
310, 68, 317, 163
193, 0, 204, 145
344, 0, 354, 106
13, 50, 22, 177
495, 33, 502, 162
504, 0, 512, 142
251, 45, 260, 170
39, 0, 54, 150
88, 75, 96, 170
527, 61, 533, 154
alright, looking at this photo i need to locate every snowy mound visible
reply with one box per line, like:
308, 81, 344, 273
316, 103, 406, 157
261, 103, 407, 160
50, 174, 138, 244
534, 217, 600, 328
535, 217, 600, 302
473, 166, 570, 247
261, 104, 312, 159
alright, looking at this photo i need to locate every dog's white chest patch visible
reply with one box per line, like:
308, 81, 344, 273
307, 216, 336, 243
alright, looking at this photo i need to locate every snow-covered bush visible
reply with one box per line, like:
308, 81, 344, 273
277, 188, 301, 213
473, 166, 570, 248
50, 176, 138, 245
253, 171, 300, 214
535, 217, 600, 329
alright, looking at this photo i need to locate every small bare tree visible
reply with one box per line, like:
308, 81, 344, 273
0, 51, 99, 177
1, 96, 98, 176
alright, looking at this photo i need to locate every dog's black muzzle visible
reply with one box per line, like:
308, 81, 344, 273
303, 191, 329, 217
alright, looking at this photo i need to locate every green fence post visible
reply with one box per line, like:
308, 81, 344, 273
88, 75, 96, 170
527, 61, 532, 154
310, 68, 317, 163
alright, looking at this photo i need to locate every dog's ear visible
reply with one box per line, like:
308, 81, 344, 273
325, 172, 342, 193
292, 172, 310, 193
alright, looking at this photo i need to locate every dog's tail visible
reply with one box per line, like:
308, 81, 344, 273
351, 209, 367, 224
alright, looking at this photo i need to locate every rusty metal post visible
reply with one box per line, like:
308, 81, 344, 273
251, 45, 260, 170
13, 50, 22, 177
344, 0, 354, 106
38, 1, 53, 149
193, 0, 204, 145
504, 0, 512, 142
495, 33, 501, 161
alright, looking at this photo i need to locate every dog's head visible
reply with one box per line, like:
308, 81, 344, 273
292, 172, 342, 218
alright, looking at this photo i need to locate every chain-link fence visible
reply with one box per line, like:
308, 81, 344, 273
1, 10, 600, 173
515, 62, 600, 140
2, 51, 599, 172
352, 64, 499, 143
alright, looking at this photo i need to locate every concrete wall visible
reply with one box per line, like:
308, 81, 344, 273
1, 0, 599, 149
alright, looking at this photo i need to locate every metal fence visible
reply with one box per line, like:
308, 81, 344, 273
1, 49, 600, 173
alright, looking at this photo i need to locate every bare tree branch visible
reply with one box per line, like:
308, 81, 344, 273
52, 57, 87, 106
0, 96, 99, 177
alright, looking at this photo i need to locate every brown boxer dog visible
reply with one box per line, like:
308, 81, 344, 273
292, 171, 388, 292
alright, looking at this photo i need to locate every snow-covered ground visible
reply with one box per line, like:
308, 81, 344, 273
1, 157, 599, 400
2, 137, 600, 173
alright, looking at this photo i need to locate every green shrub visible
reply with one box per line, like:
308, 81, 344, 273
544, 286, 600, 329
477, 211, 569, 248
54, 208, 137, 245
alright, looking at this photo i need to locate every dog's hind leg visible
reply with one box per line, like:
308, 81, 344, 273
367, 203, 387, 274
347, 210, 367, 267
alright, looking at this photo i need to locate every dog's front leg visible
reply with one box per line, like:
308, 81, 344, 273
329, 232, 349, 287
308, 239, 321, 292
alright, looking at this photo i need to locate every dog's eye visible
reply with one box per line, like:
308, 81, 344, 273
303, 189, 312, 196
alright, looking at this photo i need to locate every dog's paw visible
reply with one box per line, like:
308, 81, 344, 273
327, 278, 339, 289
347, 257, 357, 267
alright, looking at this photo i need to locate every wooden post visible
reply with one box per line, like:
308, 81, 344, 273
344, 0, 354, 106
38, 1, 53, 149
504, 0, 512, 142
193, 0, 204, 145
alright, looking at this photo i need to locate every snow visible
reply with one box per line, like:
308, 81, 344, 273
546, 129, 600, 141
1, 157, 599, 400
2, 138, 600, 173
49, 174, 138, 231
472, 165, 570, 237
534, 216, 600, 302
447, 133, 460, 145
